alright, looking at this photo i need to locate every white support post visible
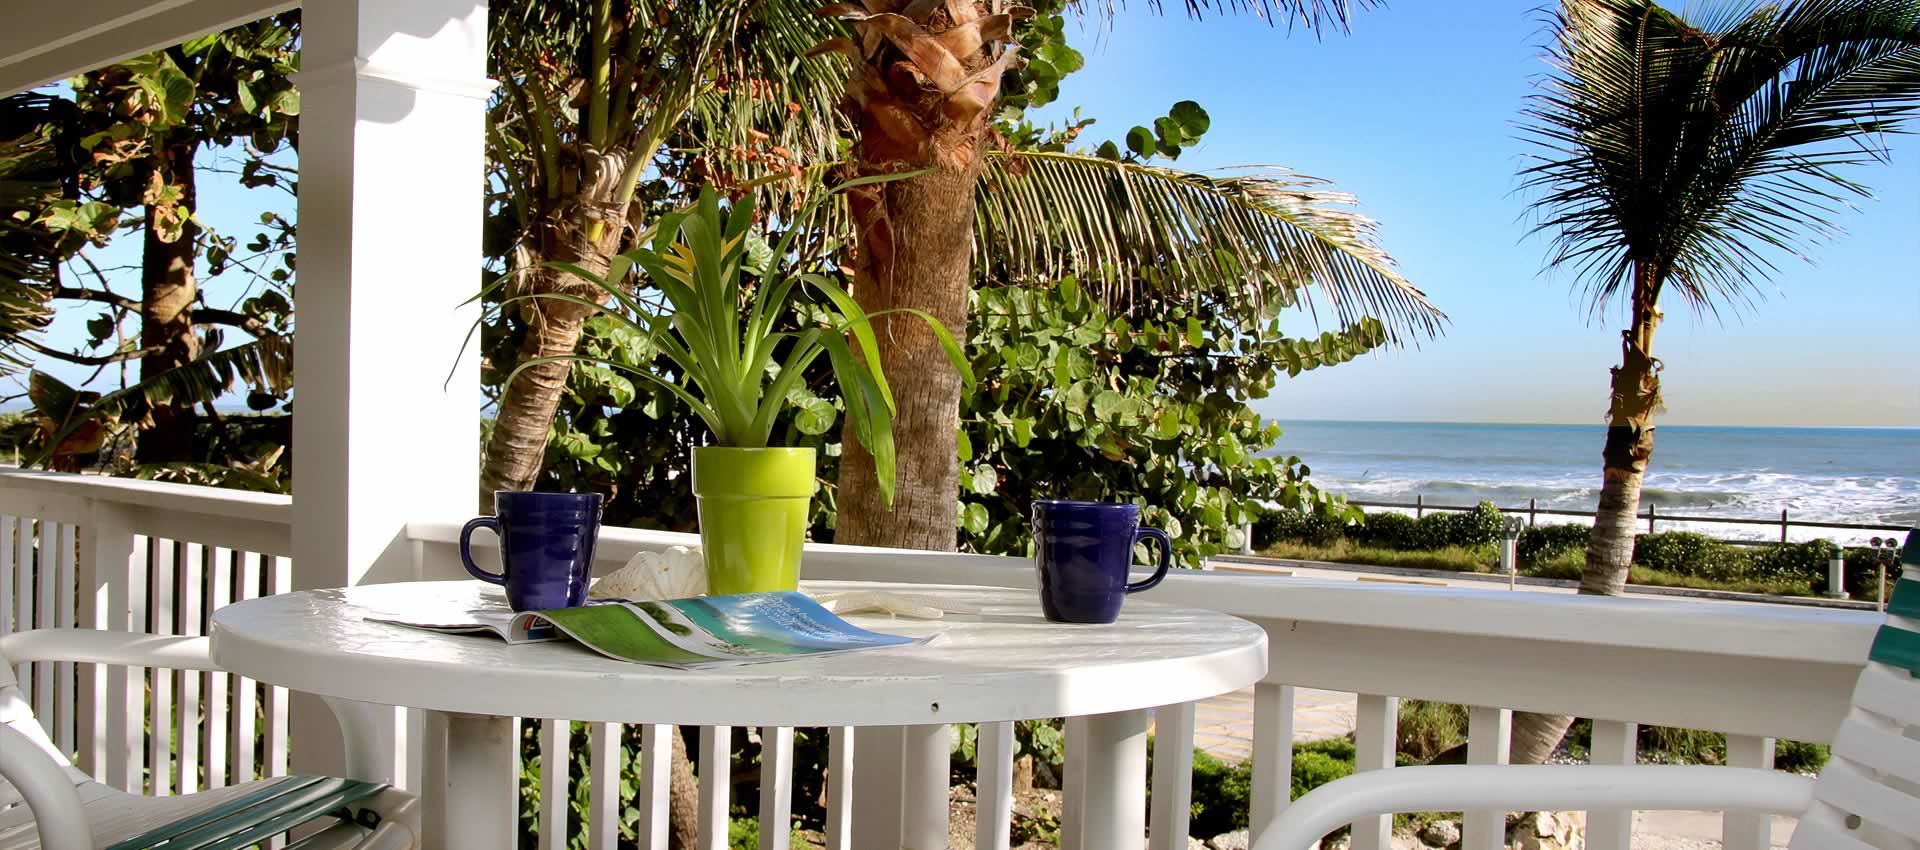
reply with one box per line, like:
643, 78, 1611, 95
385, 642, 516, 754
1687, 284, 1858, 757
1461, 706, 1511, 850
1587, 720, 1637, 850
1149, 703, 1196, 850
1061, 716, 1089, 850
849, 726, 905, 848
825, 727, 855, 850
588, 722, 622, 850
901, 724, 950, 850
1248, 683, 1296, 849
1071, 710, 1151, 850
698, 726, 731, 850
1723, 735, 1776, 850
1351, 694, 1399, 850
423, 712, 517, 850
291, 0, 490, 781
539, 720, 569, 850
759, 727, 794, 850
975, 722, 1014, 850
636, 725, 671, 850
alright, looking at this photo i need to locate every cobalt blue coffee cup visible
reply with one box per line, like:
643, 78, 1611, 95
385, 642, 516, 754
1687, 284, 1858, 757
461, 491, 603, 612
1031, 500, 1173, 624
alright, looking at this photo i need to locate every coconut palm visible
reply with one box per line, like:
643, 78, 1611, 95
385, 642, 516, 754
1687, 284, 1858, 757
814, 0, 1446, 550
1509, 0, 1920, 764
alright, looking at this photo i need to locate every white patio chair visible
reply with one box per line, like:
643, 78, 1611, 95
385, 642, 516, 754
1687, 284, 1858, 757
0, 629, 418, 850
1255, 530, 1920, 850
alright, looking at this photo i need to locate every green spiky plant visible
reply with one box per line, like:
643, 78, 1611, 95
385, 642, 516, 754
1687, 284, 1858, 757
495, 181, 972, 504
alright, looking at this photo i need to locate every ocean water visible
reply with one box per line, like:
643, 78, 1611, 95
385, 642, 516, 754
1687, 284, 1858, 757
1270, 421, 1920, 543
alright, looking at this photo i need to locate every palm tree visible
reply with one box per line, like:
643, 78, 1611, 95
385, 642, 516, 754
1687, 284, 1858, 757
1510, 0, 1920, 764
815, 0, 1446, 550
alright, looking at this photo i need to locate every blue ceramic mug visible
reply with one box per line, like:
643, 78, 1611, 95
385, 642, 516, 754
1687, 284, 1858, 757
1031, 500, 1173, 624
461, 491, 603, 612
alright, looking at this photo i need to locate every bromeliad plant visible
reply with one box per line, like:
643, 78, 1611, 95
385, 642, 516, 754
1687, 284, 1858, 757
496, 182, 973, 506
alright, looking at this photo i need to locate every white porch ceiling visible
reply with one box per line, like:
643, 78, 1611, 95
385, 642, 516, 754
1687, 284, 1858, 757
0, 0, 293, 96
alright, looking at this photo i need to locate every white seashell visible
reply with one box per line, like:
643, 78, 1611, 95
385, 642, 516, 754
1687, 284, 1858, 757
589, 546, 707, 600
809, 591, 981, 620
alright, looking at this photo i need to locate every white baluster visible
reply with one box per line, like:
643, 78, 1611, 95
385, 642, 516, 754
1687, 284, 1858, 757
760, 726, 794, 850
232, 552, 261, 782
266, 555, 291, 779
1249, 683, 1296, 848
1350, 695, 1399, 850
849, 726, 904, 848
1462, 706, 1511, 850
0, 516, 14, 644
975, 721, 1014, 850
103, 529, 147, 792
205, 547, 233, 788
902, 724, 950, 850
589, 721, 622, 850
1723, 735, 1776, 850
52, 523, 75, 757
175, 542, 204, 794
825, 727, 855, 850
1586, 720, 1637, 850
1061, 716, 1088, 850
34, 520, 56, 722
636, 724, 671, 850
539, 720, 569, 850
1150, 703, 1196, 850
699, 725, 731, 850
147, 541, 175, 795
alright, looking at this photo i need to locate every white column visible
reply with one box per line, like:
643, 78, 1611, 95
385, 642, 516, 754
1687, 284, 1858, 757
1248, 683, 1296, 848
1350, 695, 1398, 850
424, 712, 517, 850
1723, 735, 1776, 850
1586, 720, 1637, 850
1149, 703, 1196, 850
975, 722, 1015, 850
1072, 710, 1151, 850
849, 726, 905, 848
290, 0, 490, 780
901, 724, 951, 850
1461, 706, 1511, 850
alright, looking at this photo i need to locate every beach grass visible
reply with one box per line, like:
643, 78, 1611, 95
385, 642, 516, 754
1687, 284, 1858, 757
1256, 541, 1817, 598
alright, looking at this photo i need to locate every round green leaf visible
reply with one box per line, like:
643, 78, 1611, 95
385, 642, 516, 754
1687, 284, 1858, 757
1171, 100, 1210, 136
1125, 126, 1157, 158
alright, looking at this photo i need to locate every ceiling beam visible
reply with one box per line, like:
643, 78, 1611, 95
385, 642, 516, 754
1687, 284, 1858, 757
1, 0, 295, 96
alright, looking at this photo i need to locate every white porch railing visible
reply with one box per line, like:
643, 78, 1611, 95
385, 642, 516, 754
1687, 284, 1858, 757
0, 469, 1881, 850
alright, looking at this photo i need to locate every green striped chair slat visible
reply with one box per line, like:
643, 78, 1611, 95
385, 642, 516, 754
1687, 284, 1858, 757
105, 776, 387, 850
1891, 579, 1920, 620
1868, 624, 1920, 676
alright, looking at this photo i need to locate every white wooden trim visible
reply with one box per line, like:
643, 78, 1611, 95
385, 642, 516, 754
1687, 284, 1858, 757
759, 726, 794, 850
539, 720, 568, 850
0, 0, 295, 96
1350, 694, 1398, 850
1248, 682, 1294, 849
825, 727, 854, 850
636, 724, 671, 850
1461, 706, 1511, 850
698, 726, 731, 850
1586, 720, 1637, 850
1150, 703, 1196, 850
588, 721, 621, 850
974, 721, 1014, 850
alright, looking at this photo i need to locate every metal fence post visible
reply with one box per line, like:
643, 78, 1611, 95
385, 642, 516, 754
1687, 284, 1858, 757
1415, 495, 1423, 519
1780, 510, 1789, 543
1648, 504, 1656, 534
1528, 498, 1537, 528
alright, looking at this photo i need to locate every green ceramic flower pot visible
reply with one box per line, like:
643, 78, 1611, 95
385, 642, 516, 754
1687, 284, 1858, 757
691, 446, 817, 594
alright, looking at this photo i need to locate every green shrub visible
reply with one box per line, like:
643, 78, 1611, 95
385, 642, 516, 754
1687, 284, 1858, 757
1189, 747, 1255, 837
1775, 740, 1830, 774
1518, 523, 1590, 567
1410, 502, 1506, 549
1748, 539, 1838, 582
1397, 700, 1469, 762
1255, 507, 1347, 548
1292, 739, 1356, 800
1632, 532, 1749, 581
1352, 511, 1420, 550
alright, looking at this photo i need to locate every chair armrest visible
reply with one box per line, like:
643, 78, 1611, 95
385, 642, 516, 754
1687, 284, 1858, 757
1252, 765, 1813, 850
0, 724, 91, 850
0, 629, 214, 671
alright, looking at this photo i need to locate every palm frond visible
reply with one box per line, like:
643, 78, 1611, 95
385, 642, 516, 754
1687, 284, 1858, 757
1096, 0, 1376, 32
0, 93, 71, 375
975, 151, 1443, 342
27, 335, 293, 467
1521, 0, 1920, 317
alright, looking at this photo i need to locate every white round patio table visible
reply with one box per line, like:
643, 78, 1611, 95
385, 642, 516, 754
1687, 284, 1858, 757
210, 579, 1268, 850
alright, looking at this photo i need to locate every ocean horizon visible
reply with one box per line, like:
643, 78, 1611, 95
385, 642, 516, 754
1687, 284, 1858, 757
1267, 420, 1919, 543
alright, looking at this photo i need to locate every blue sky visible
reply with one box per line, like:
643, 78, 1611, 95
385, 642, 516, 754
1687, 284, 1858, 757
1030, 2, 1920, 427
20, 2, 1920, 426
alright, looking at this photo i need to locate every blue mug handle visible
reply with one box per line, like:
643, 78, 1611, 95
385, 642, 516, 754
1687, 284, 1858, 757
460, 516, 507, 585
1126, 527, 1172, 593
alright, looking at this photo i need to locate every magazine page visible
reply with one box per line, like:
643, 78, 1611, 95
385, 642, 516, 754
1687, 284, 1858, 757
366, 594, 562, 644
525, 591, 932, 669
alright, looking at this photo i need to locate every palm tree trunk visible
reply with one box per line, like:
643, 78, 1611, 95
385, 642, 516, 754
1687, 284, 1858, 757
669, 726, 700, 849
835, 165, 981, 550
477, 192, 622, 506
1502, 284, 1665, 763
136, 139, 202, 464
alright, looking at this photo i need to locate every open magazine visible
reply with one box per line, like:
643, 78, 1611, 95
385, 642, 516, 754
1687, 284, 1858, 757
369, 591, 932, 670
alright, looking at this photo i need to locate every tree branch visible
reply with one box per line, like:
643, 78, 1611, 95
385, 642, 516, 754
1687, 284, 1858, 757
51, 286, 139, 311
194, 308, 281, 338
19, 337, 164, 366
